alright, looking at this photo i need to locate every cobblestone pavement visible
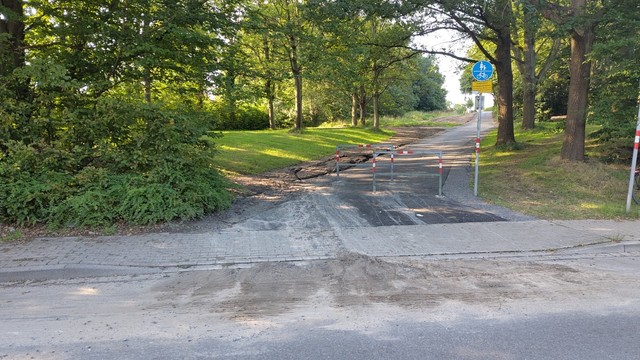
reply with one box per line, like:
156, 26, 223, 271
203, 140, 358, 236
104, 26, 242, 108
1, 220, 639, 276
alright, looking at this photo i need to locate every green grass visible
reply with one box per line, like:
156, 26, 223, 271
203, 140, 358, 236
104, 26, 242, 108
317, 110, 462, 129
212, 127, 394, 175
0, 229, 23, 243
380, 110, 460, 127
479, 122, 640, 219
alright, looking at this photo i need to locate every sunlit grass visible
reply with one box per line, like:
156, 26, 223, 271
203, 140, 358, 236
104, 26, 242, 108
319, 111, 461, 128
479, 122, 640, 219
211, 127, 394, 175
380, 110, 460, 127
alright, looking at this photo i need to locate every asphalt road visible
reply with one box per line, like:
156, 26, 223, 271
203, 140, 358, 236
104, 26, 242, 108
2, 254, 640, 359
323, 113, 509, 226
52, 313, 639, 360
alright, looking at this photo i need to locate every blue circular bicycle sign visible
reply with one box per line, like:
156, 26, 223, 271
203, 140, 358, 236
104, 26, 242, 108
472, 60, 494, 81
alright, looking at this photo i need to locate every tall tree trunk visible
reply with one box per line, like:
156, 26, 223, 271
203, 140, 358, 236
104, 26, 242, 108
372, 63, 381, 130
263, 36, 276, 130
0, 0, 25, 74
521, 22, 537, 130
266, 79, 276, 129
495, 27, 516, 146
515, 4, 560, 130
561, 13, 594, 161
351, 92, 359, 126
358, 84, 366, 126
0, 0, 28, 100
373, 93, 380, 130
289, 35, 303, 130
196, 91, 204, 110
293, 71, 303, 130
224, 69, 237, 124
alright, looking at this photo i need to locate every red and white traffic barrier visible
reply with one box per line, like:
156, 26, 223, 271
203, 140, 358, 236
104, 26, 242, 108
396, 150, 414, 155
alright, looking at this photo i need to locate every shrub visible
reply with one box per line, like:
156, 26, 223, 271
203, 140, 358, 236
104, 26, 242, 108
212, 103, 270, 130
0, 101, 233, 229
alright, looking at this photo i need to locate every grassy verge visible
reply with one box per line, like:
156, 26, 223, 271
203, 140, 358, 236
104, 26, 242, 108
316, 110, 462, 129
479, 122, 640, 219
380, 110, 461, 127
213, 127, 394, 175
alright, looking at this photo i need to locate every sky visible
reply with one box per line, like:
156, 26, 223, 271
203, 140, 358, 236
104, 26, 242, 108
436, 55, 467, 105
415, 32, 494, 108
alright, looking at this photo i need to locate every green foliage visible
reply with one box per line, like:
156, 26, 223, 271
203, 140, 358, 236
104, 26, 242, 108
453, 104, 468, 115
411, 56, 447, 112
479, 122, 639, 219
0, 98, 233, 228
211, 102, 271, 130
535, 50, 570, 122
115, 165, 231, 225
587, 0, 640, 163
0, 147, 232, 228
0, 169, 71, 226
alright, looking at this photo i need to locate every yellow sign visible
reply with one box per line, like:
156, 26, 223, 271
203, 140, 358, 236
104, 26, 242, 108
472, 80, 492, 93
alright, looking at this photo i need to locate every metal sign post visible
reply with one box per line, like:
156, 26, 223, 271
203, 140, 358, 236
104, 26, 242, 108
474, 96, 483, 196
625, 102, 640, 213
471, 61, 494, 197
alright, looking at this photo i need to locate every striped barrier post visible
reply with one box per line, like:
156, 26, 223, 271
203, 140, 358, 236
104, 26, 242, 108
438, 153, 443, 196
335, 149, 341, 178
474, 137, 481, 196
626, 107, 640, 212
390, 153, 395, 181
372, 154, 377, 192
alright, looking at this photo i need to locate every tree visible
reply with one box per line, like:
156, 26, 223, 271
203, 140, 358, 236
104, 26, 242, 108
367, 18, 419, 129
0, 0, 29, 103
0, 0, 235, 227
511, 1, 562, 129
529, 0, 602, 161
246, 0, 320, 131
416, 0, 517, 146
412, 55, 447, 111
0, 0, 25, 75
561, 0, 595, 161
301, 0, 423, 128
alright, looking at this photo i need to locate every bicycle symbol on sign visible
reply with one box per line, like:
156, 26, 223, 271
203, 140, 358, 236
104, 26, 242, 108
472, 61, 494, 81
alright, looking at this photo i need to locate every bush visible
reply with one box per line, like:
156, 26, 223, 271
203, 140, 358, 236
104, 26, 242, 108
0, 101, 233, 229
213, 103, 270, 130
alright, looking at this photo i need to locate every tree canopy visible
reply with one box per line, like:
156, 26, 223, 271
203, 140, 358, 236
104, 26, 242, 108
1, 0, 638, 228
0, 0, 448, 228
